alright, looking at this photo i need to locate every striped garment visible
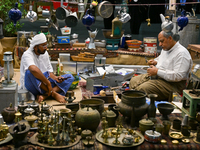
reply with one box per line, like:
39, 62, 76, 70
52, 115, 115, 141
25, 70, 74, 98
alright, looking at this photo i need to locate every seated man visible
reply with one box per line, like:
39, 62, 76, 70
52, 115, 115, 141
129, 31, 193, 100
19, 33, 74, 103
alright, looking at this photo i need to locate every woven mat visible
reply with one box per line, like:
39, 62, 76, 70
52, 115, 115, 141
47, 48, 107, 54
108, 49, 159, 57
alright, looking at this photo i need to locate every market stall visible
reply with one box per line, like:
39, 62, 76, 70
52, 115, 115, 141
0, 0, 200, 149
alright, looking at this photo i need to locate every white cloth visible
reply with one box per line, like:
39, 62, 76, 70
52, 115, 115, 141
19, 48, 53, 90
28, 33, 47, 51
154, 41, 192, 82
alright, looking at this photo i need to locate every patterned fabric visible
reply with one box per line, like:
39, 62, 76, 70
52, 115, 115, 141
25, 70, 74, 98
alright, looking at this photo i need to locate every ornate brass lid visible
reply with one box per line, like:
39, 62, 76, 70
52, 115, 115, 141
139, 119, 154, 126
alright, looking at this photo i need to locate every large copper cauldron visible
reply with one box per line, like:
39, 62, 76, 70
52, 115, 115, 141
118, 90, 148, 118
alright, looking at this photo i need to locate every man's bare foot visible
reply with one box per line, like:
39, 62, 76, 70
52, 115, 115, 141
37, 94, 49, 104
37, 95, 44, 104
52, 91, 66, 103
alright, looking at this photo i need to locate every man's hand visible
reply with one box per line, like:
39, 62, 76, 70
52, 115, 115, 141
147, 59, 157, 66
55, 76, 65, 83
147, 65, 158, 76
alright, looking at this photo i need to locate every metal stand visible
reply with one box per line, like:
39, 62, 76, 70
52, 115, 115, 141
0, 84, 18, 111
182, 90, 200, 119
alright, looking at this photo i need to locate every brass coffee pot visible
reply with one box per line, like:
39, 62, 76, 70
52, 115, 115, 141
19, 34, 27, 47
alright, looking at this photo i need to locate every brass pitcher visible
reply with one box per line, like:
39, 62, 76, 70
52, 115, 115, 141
46, 32, 52, 48
19, 34, 27, 47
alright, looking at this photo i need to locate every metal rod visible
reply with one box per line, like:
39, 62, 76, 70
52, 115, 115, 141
7, 62, 10, 83
170, 102, 193, 118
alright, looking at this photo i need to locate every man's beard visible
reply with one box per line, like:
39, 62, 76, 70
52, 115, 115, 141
37, 48, 46, 54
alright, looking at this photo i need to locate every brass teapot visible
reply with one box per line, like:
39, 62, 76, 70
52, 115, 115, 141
1, 103, 16, 124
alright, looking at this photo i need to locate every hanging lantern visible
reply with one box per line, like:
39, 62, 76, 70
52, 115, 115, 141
78, 0, 85, 13
8, 2, 22, 26
0, 18, 3, 39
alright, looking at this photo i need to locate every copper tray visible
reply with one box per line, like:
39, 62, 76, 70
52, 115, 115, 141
95, 128, 144, 147
29, 132, 81, 149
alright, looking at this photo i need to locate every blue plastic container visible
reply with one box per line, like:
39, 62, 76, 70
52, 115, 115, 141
57, 36, 70, 44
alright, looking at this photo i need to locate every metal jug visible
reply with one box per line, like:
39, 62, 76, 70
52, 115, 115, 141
82, 9, 95, 28
26, 5, 37, 22
42, 9, 51, 18
160, 14, 174, 32
177, 10, 189, 31
119, 12, 131, 23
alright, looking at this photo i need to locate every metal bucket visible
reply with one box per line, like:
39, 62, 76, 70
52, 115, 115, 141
172, 16, 200, 48
65, 12, 78, 27
55, 7, 69, 20
143, 37, 157, 53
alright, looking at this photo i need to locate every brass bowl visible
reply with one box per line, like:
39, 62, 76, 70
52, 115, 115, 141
169, 132, 183, 140
79, 98, 104, 115
102, 29, 124, 39
157, 103, 175, 119
60, 108, 71, 118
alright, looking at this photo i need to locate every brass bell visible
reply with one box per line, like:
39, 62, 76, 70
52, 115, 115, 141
146, 18, 151, 26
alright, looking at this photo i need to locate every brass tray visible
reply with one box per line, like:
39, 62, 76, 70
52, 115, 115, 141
0, 133, 13, 145
29, 132, 81, 149
95, 128, 144, 147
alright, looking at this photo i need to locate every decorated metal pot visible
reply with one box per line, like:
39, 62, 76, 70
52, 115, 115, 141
75, 106, 100, 131
118, 90, 148, 119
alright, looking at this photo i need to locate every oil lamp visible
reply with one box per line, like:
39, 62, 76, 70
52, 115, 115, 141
0, 18, 3, 39
2, 51, 16, 87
